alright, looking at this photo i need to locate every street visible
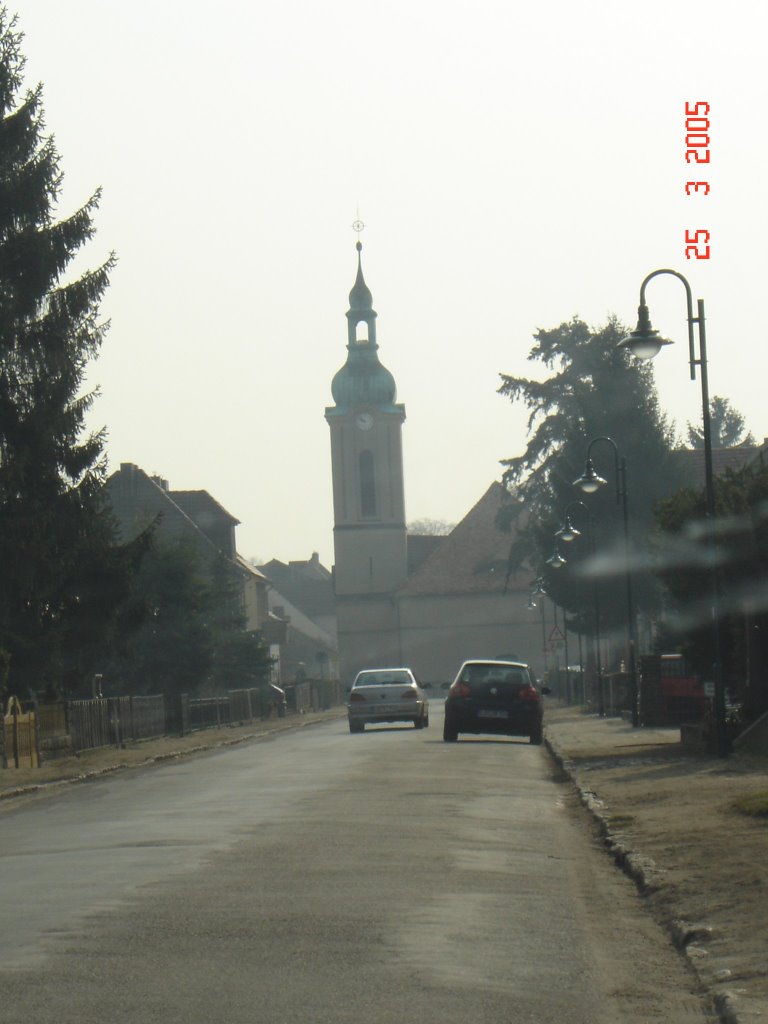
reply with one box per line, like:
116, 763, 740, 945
0, 705, 708, 1023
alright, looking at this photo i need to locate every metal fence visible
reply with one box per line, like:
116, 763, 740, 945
4, 679, 341, 767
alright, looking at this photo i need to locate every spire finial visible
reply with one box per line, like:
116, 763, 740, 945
352, 213, 365, 249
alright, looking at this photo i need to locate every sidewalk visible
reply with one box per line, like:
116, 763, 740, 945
545, 705, 768, 1024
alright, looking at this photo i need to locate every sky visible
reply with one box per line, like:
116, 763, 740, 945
7, 0, 767, 567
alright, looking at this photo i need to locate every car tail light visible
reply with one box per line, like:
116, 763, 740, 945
448, 681, 472, 698
349, 691, 366, 702
518, 686, 540, 702
400, 689, 417, 699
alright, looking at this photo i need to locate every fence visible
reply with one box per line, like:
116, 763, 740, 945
3, 679, 341, 768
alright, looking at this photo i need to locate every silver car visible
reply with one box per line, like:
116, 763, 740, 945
347, 668, 429, 733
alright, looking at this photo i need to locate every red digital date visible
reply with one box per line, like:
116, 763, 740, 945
685, 101, 710, 163
684, 102, 711, 260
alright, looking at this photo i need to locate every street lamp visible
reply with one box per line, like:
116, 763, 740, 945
528, 577, 549, 683
574, 436, 640, 727
546, 546, 567, 569
555, 500, 604, 716
619, 268, 728, 756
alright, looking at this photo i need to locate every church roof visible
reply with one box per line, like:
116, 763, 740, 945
396, 482, 535, 597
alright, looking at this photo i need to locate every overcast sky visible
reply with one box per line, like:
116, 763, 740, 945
9, 1, 765, 567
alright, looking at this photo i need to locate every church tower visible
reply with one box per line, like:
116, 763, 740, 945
325, 242, 408, 681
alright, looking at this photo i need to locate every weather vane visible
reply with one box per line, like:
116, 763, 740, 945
352, 209, 364, 235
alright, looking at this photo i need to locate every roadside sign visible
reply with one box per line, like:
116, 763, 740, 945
703, 681, 715, 697
549, 626, 565, 652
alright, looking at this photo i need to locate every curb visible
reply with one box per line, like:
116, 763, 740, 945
544, 732, 743, 1024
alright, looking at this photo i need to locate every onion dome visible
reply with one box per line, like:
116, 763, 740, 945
331, 357, 397, 410
328, 241, 398, 413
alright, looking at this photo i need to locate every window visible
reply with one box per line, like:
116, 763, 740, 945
360, 449, 376, 517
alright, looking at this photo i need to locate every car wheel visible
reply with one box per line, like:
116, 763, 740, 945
529, 730, 543, 745
443, 720, 458, 742
349, 720, 364, 734
414, 717, 424, 729
423, 713, 429, 728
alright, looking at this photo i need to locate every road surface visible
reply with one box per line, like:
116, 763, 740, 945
0, 705, 708, 1023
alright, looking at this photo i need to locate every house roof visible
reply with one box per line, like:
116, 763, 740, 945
266, 587, 336, 650
671, 439, 768, 487
396, 482, 534, 597
105, 464, 243, 564
169, 490, 240, 526
235, 553, 269, 583
258, 553, 336, 620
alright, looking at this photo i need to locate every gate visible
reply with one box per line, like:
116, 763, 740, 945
4, 696, 40, 769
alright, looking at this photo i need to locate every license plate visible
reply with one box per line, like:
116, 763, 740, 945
478, 709, 508, 719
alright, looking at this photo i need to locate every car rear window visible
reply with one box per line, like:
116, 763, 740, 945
354, 671, 411, 687
460, 664, 529, 687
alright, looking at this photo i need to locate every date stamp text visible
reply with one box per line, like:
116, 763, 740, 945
685, 101, 710, 260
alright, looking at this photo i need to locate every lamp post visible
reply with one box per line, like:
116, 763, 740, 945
544, 543, 575, 702
574, 437, 640, 727
555, 501, 604, 716
528, 577, 549, 683
619, 268, 728, 756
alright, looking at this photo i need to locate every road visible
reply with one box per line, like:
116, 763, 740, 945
0, 705, 708, 1023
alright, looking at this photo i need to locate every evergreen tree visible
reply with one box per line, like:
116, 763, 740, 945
0, 11, 122, 699
105, 537, 272, 699
205, 548, 273, 692
498, 317, 681, 648
104, 537, 214, 698
687, 395, 755, 449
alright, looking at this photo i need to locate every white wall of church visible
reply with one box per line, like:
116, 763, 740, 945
397, 592, 546, 686
335, 596, 404, 686
333, 528, 408, 595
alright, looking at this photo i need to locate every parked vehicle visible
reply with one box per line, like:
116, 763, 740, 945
443, 659, 549, 744
347, 668, 429, 733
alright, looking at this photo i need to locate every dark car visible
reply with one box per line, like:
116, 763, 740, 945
443, 659, 549, 744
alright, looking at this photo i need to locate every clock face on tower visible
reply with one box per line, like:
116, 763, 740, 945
355, 412, 374, 431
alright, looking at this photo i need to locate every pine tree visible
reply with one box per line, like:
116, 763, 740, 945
687, 396, 755, 449
497, 317, 682, 644
0, 11, 122, 701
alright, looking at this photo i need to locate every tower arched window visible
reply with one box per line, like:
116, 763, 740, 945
355, 318, 369, 344
359, 449, 376, 517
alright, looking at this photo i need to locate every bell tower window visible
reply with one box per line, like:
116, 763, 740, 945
355, 319, 369, 344
360, 449, 376, 517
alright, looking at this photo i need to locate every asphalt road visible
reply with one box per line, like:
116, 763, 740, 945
0, 705, 709, 1023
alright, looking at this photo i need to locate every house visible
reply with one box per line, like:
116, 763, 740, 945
104, 463, 269, 633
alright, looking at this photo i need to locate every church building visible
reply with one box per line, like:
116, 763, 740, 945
325, 243, 542, 687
